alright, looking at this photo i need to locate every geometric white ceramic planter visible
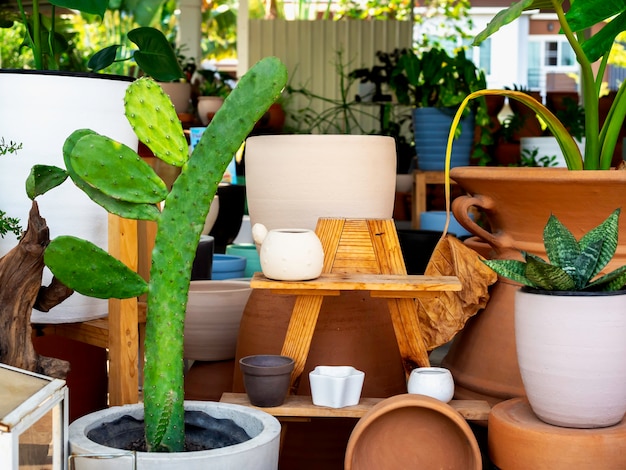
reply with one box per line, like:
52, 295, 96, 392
68, 401, 281, 469
515, 288, 626, 428
309, 366, 365, 409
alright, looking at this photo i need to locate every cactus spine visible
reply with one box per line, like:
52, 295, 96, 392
42, 57, 288, 452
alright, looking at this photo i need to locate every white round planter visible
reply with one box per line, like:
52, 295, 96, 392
520, 136, 585, 168
407, 367, 455, 403
184, 280, 252, 361
197, 96, 224, 126
515, 288, 626, 428
0, 71, 137, 324
69, 401, 281, 469
244, 134, 397, 232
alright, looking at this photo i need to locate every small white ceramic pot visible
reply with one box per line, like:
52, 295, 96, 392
252, 223, 324, 281
309, 366, 365, 408
407, 367, 455, 403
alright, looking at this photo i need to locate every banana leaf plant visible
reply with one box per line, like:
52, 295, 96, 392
483, 209, 626, 292
469, 0, 626, 170
25, 56, 288, 452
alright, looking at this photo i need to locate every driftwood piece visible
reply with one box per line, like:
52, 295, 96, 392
0, 201, 72, 378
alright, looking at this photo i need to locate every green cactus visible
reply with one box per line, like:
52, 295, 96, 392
37, 56, 288, 452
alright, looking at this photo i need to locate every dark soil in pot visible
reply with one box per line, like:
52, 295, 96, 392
87, 410, 251, 452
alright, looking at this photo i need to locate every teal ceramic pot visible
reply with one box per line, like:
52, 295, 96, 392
226, 244, 261, 278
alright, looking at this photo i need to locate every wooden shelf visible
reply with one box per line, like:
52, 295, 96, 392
221, 392, 491, 422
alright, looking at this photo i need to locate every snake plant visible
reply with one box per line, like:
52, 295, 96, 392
483, 209, 626, 292
26, 56, 288, 452
467, 0, 626, 170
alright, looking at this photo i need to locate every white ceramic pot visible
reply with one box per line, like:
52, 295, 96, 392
515, 288, 626, 428
183, 280, 252, 361
244, 135, 397, 232
0, 71, 137, 324
407, 367, 455, 403
252, 223, 324, 281
68, 401, 281, 469
197, 96, 224, 126
309, 366, 365, 408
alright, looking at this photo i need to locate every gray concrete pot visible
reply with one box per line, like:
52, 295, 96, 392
68, 401, 281, 469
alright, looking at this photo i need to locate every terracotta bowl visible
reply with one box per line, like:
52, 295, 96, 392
345, 394, 481, 469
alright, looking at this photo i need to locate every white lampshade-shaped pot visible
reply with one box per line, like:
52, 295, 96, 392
244, 135, 397, 232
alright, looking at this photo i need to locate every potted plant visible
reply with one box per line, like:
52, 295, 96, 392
439, 0, 626, 406
388, 46, 490, 170
27, 56, 287, 466
194, 67, 235, 125
482, 209, 626, 428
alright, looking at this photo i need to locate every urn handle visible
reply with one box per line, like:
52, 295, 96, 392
251, 223, 268, 245
451, 194, 514, 250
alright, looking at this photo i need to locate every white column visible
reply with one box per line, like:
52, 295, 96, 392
177, 0, 203, 64
237, 0, 250, 77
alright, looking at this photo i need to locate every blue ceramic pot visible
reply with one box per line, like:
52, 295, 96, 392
211, 254, 247, 280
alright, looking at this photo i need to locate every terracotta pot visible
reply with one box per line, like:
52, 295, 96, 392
158, 81, 192, 114
244, 134, 396, 232
442, 166, 626, 405
515, 288, 626, 428
344, 394, 481, 469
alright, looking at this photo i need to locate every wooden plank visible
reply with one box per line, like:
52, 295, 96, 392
251, 273, 461, 294
220, 393, 491, 422
280, 295, 325, 394
107, 215, 139, 406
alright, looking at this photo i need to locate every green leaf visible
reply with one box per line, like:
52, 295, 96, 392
25, 165, 68, 200
50, 0, 108, 17
45, 236, 148, 299
565, 0, 626, 32
525, 255, 576, 290
482, 259, 535, 287
88, 45, 122, 73
587, 265, 626, 291
572, 239, 603, 288
63, 130, 161, 221
69, 133, 168, 204
543, 213, 579, 271
580, 11, 626, 63
128, 27, 184, 82
473, 0, 535, 46
579, 208, 620, 277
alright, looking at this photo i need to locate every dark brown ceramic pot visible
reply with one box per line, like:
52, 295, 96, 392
443, 166, 626, 406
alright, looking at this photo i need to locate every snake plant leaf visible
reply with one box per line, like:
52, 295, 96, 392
45, 236, 148, 299
587, 265, 626, 291
525, 254, 576, 290
25, 165, 68, 200
69, 133, 168, 204
543, 213, 579, 272
63, 130, 161, 221
579, 208, 620, 277
128, 27, 185, 82
572, 239, 604, 289
482, 259, 535, 287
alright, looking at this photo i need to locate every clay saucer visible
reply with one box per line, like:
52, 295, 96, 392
345, 394, 481, 469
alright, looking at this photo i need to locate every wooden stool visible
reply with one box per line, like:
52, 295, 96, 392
489, 398, 626, 469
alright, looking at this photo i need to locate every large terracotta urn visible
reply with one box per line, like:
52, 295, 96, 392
443, 166, 626, 405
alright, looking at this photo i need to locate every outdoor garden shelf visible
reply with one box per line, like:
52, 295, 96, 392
250, 218, 461, 395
